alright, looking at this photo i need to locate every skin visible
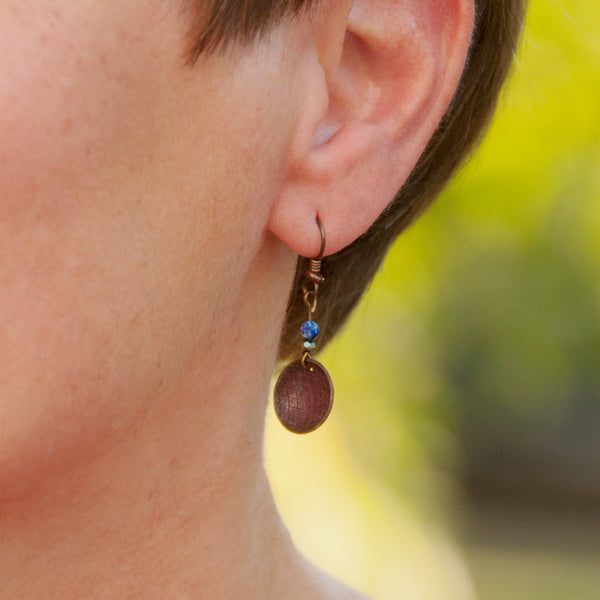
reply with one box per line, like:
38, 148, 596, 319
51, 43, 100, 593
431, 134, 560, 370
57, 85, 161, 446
0, 0, 472, 598
0, 0, 299, 496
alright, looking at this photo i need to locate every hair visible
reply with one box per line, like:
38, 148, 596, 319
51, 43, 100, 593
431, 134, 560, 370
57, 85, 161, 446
187, 0, 317, 59
189, 0, 528, 361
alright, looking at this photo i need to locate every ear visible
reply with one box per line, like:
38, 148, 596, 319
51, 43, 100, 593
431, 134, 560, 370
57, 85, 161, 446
267, 0, 474, 257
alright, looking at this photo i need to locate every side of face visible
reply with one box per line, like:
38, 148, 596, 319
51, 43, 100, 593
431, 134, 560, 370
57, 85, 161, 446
0, 0, 476, 498
0, 0, 304, 496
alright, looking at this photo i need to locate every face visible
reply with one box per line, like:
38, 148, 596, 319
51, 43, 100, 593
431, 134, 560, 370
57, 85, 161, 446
0, 0, 302, 496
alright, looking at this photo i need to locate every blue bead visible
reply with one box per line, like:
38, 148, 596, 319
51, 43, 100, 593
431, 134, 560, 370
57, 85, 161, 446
301, 321, 320, 341
304, 341, 317, 352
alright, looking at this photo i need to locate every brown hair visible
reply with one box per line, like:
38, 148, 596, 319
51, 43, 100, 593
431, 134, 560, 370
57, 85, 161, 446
190, 0, 528, 360
188, 0, 318, 59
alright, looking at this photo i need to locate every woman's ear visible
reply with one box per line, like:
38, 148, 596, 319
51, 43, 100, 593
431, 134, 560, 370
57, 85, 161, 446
268, 0, 474, 256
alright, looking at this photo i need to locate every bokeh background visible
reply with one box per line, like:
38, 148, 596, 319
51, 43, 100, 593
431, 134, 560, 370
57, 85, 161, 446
266, 1, 600, 598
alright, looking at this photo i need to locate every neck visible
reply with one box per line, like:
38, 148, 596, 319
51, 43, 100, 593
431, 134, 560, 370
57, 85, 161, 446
0, 238, 304, 600
0, 431, 287, 599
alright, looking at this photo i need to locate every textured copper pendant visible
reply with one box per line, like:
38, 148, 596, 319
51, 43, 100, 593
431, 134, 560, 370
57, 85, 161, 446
273, 358, 334, 434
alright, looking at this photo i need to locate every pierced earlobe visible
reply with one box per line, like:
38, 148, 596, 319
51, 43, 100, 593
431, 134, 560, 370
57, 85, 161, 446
267, 0, 475, 258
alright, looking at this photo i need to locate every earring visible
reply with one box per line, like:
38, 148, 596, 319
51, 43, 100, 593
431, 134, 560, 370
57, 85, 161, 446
273, 218, 334, 434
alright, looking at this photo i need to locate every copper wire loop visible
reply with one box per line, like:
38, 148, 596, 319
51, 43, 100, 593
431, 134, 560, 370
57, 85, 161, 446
301, 351, 314, 370
303, 289, 317, 314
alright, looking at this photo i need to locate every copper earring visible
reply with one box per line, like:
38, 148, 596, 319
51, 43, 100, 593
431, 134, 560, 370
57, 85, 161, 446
273, 218, 334, 434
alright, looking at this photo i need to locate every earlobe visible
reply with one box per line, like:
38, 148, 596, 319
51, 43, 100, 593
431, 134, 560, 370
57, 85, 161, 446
268, 0, 474, 257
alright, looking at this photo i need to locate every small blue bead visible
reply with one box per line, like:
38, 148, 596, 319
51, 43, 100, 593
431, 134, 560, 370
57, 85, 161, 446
304, 341, 317, 352
301, 321, 320, 341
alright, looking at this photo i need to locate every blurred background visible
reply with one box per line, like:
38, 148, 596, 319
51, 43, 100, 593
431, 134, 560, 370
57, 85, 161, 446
266, 1, 600, 598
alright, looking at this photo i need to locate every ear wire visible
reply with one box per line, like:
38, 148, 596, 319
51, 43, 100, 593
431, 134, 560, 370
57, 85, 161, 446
274, 216, 334, 434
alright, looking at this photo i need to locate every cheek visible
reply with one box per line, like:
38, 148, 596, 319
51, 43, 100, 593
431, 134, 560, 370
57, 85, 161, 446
0, 6, 301, 497
0, 4, 190, 497
0, 5, 156, 200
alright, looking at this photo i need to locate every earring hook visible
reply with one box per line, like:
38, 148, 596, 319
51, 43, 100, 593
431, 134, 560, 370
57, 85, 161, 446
314, 216, 326, 260
285, 217, 327, 315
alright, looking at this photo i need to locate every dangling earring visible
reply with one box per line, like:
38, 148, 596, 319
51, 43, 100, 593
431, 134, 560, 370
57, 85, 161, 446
273, 218, 334, 434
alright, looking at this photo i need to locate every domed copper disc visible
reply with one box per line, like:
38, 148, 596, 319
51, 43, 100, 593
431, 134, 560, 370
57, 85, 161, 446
274, 358, 334, 434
